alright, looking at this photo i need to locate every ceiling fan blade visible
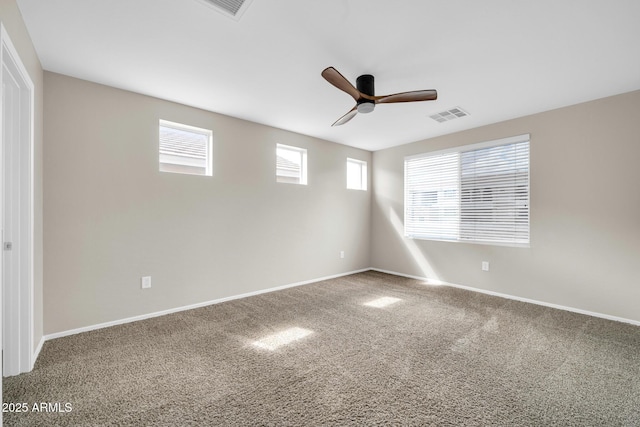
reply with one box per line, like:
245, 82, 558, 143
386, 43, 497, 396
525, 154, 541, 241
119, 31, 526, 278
332, 106, 358, 126
374, 90, 438, 104
322, 67, 361, 101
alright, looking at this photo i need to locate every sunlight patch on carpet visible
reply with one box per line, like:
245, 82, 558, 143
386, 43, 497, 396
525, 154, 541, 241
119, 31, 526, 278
252, 327, 314, 351
363, 296, 402, 308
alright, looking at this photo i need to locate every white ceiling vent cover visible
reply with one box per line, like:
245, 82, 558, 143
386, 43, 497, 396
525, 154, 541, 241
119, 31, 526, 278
195, 0, 254, 20
429, 107, 469, 123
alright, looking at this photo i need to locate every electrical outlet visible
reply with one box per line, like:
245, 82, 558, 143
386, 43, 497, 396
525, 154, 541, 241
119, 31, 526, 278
141, 276, 151, 289
340, 251, 345, 259
481, 261, 489, 272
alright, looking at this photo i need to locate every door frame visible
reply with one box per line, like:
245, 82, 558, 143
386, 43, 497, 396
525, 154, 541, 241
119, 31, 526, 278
1, 23, 35, 377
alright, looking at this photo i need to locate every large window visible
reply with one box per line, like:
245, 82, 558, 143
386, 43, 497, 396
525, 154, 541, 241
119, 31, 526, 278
159, 120, 212, 176
347, 158, 367, 191
405, 134, 530, 246
276, 144, 307, 185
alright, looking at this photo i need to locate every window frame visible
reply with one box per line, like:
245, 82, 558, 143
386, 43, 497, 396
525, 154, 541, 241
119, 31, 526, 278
159, 119, 213, 176
276, 143, 308, 185
404, 134, 530, 248
346, 158, 368, 191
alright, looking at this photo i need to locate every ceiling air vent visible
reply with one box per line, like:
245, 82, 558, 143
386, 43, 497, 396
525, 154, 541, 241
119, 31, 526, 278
429, 107, 469, 123
196, 0, 254, 20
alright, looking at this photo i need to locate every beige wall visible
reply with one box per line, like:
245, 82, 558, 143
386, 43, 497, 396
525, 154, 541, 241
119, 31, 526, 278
0, 0, 44, 350
13, 4, 638, 335
43, 72, 371, 334
372, 90, 640, 322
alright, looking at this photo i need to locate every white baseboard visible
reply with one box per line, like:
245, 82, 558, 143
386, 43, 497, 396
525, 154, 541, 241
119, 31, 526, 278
370, 268, 640, 327
44, 268, 371, 341
32, 336, 45, 370
39, 265, 640, 350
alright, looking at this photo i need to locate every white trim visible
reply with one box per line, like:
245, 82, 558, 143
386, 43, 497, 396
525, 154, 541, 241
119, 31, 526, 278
370, 268, 640, 326
370, 268, 448, 285
1, 23, 35, 376
44, 268, 370, 341
33, 335, 44, 366
37, 266, 640, 354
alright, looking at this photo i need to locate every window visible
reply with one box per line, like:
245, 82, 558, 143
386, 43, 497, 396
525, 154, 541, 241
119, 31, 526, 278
405, 134, 530, 246
276, 144, 307, 185
347, 158, 367, 191
159, 120, 212, 176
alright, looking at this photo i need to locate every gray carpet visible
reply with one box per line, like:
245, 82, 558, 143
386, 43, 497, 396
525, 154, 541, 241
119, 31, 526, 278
4, 271, 640, 426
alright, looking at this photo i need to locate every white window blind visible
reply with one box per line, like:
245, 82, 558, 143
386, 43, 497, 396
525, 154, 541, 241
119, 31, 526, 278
405, 134, 530, 247
347, 158, 367, 190
405, 152, 460, 240
159, 120, 212, 176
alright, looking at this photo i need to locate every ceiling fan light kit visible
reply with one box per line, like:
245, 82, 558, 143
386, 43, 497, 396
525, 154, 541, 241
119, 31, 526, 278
321, 66, 438, 126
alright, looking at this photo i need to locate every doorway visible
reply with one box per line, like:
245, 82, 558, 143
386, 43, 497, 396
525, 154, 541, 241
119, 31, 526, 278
1, 24, 35, 377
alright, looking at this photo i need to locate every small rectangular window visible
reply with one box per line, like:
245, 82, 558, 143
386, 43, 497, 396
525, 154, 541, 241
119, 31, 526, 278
347, 158, 367, 191
276, 144, 307, 185
159, 120, 212, 176
405, 134, 530, 247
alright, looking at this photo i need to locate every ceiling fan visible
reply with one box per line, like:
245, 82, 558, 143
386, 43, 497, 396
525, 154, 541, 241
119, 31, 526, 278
321, 67, 438, 126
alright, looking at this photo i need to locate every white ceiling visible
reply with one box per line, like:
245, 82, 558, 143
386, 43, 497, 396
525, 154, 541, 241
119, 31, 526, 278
16, 0, 640, 151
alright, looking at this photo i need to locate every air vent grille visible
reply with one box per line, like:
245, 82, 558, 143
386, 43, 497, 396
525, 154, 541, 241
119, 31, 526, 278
430, 107, 469, 123
196, 0, 254, 19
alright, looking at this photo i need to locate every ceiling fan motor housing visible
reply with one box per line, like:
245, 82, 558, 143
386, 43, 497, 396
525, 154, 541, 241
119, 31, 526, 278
356, 74, 375, 113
